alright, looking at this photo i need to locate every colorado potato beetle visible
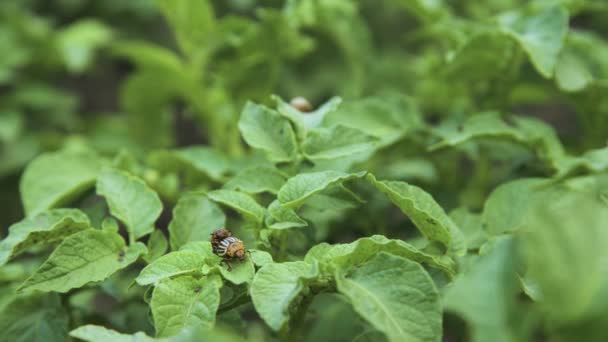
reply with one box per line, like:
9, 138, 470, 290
210, 228, 247, 264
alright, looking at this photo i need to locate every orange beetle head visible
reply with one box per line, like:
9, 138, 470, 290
235, 248, 246, 261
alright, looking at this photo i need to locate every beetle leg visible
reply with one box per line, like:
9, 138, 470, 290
222, 259, 232, 271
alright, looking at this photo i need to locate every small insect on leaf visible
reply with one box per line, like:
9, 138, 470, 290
210, 228, 247, 263
290, 97, 313, 112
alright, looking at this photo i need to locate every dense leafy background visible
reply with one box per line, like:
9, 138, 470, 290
1, 0, 608, 341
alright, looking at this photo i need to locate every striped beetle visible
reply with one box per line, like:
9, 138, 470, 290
211, 228, 247, 265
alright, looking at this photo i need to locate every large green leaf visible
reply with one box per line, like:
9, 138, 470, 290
71, 324, 243, 342
238, 102, 298, 163
224, 166, 286, 194
136, 251, 208, 286
336, 252, 441, 342
367, 174, 465, 254
70, 325, 155, 342
449, 208, 486, 250
444, 31, 515, 81
173, 146, 230, 181
481, 178, 548, 235
305, 235, 455, 277
56, 19, 112, 73
556, 147, 608, 178
97, 169, 163, 239
522, 190, 608, 323
151, 275, 222, 337
265, 200, 308, 230
250, 261, 319, 331
302, 125, 377, 160
249, 250, 274, 268
321, 93, 422, 146
112, 40, 185, 74
0, 293, 69, 342
278, 171, 366, 208
144, 230, 168, 263
498, 5, 569, 77
0, 209, 90, 265
218, 258, 255, 285
168, 193, 225, 251
207, 189, 266, 223
443, 237, 521, 342
18, 230, 146, 293
430, 112, 569, 174
555, 30, 608, 92
120, 71, 177, 149
20, 151, 104, 215
157, 0, 216, 57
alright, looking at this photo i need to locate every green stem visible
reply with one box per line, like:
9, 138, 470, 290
278, 231, 289, 261
285, 294, 315, 341
218, 291, 250, 314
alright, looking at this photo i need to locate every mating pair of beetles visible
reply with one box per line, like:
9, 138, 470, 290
211, 228, 247, 267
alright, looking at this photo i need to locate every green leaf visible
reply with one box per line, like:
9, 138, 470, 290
70, 325, 155, 342
56, 19, 112, 73
207, 189, 265, 223
178, 241, 217, 258
0, 111, 22, 143
367, 174, 465, 254
481, 178, 548, 235
224, 166, 286, 194
556, 147, 608, 178
555, 30, 608, 92
18, 230, 146, 293
322, 93, 422, 146
0, 293, 69, 342
522, 191, 608, 323
0, 209, 90, 266
429, 113, 566, 171
301, 293, 369, 342
144, 230, 168, 263
168, 193, 225, 251
444, 31, 515, 82
0, 134, 39, 178
238, 102, 298, 162
136, 251, 208, 286
97, 169, 163, 239
20, 151, 103, 216
218, 258, 255, 285
555, 49, 594, 92
302, 125, 377, 160
112, 40, 185, 74
443, 237, 521, 342
336, 252, 441, 342
265, 200, 308, 230
498, 5, 569, 77
251, 261, 319, 331
273, 95, 342, 137
449, 208, 486, 250
173, 146, 230, 181
157, 0, 215, 57
249, 249, 273, 267
278, 171, 366, 208
305, 235, 455, 277
120, 71, 177, 149
151, 275, 222, 337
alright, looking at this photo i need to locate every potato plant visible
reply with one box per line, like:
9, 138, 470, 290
1, 0, 608, 341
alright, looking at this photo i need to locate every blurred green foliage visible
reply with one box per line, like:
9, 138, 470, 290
1, 0, 608, 341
